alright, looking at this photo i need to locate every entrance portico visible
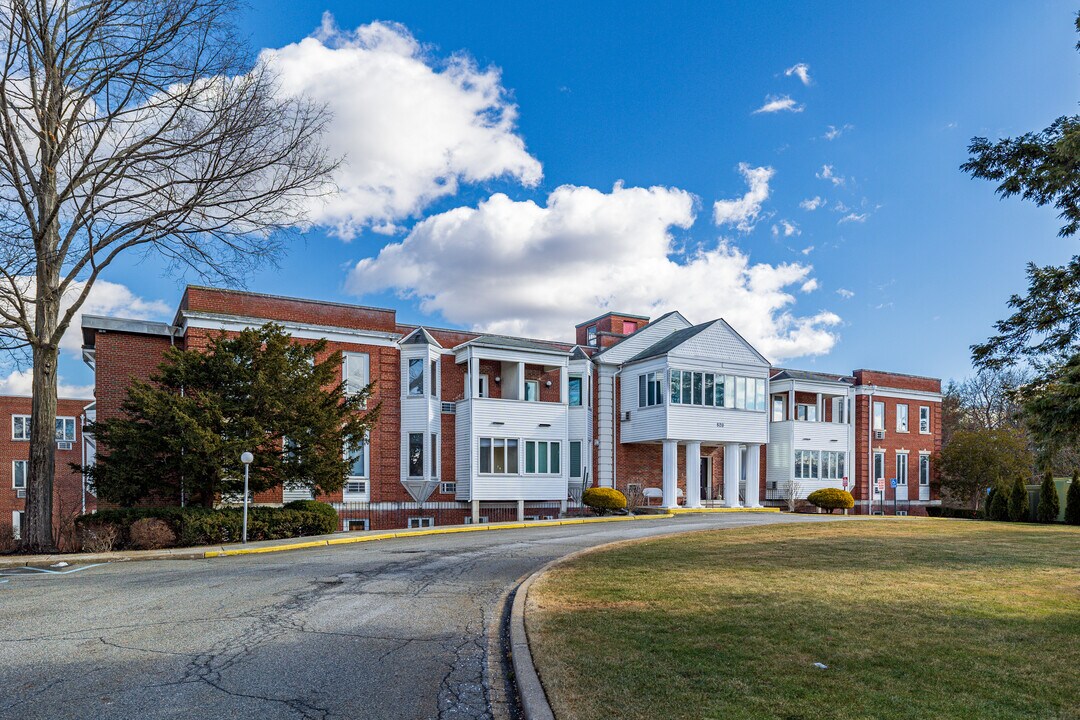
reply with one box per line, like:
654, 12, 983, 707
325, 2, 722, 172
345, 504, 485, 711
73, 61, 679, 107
659, 440, 762, 509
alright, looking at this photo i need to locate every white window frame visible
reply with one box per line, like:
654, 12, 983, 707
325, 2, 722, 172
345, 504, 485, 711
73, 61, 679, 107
587, 325, 597, 346
795, 404, 818, 422
407, 432, 424, 478
407, 517, 435, 529
478, 437, 520, 475
524, 379, 540, 402
569, 440, 583, 479
524, 440, 561, 475
668, 371, 764, 411
771, 396, 785, 422
430, 432, 439, 479
919, 406, 931, 434
12, 510, 23, 540
430, 358, 439, 398
873, 402, 885, 431
896, 404, 909, 433
12, 414, 30, 441
638, 372, 662, 408
345, 518, 370, 532
896, 452, 909, 486
408, 357, 425, 396
440, 481, 457, 495
55, 416, 77, 442
13, 459, 27, 489
478, 374, 490, 398
342, 352, 370, 399
569, 375, 584, 406
873, 451, 885, 494
344, 435, 370, 500
919, 453, 931, 486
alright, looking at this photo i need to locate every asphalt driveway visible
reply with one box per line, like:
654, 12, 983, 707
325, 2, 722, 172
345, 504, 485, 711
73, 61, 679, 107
0, 513, 845, 720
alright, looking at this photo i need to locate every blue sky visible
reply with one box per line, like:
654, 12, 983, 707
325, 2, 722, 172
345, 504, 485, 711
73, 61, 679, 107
20, 1, 1080, 395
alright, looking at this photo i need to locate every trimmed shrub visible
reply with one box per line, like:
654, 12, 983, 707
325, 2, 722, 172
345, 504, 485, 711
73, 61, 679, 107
806, 488, 854, 513
284, 500, 338, 528
988, 485, 1009, 521
1066, 471, 1080, 526
1036, 470, 1060, 523
129, 518, 177, 549
1007, 475, 1029, 522
925, 506, 942, 518
80, 522, 119, 553
582, 487, 627, 516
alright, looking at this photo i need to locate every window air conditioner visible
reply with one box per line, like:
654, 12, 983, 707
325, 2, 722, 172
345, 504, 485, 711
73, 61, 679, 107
57, 441, 73, 451
873, 430, 886, 440
621, 411, 631, 421
17, 489, 26, 498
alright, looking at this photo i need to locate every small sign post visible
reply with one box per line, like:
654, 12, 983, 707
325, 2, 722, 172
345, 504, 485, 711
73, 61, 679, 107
890, 478, 898, 514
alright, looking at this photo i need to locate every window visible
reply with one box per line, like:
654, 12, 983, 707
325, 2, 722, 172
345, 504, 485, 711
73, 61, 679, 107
638, 372, 662, 408
873, 402, 885, 431
681, 370, 692, 404
345, 437, 368, 479
55, 417, 76, 442
919, 406, 931, 434
735, 376, 746, 409
724, 375, 735, 407
479, 438, 518, 474
430, 433, 439, 479
622, 320, 636, 335
756, 380, 766, 412
772, 396, 785, 422
587, 325, 597, 346
667, 371, 764, 411
795, 404, 818, 422
569, 441, 582, 479
12, 414, 29, 440
794, 450, 844, 480
441, 402, 456, 414
919, 454, 930, 486
343, 352, 369, 396
478, 374, 489, 398
525, 441, 560, 474
407, 517, 435, 529
440, 481, 457, 495
525, 380, 540, 402
873, 451, 885, 493
464, 516, 488, 525
430, 359, 438, 397
13, 460, 27, 489
703, 374, 714, 406
896, 453, 908, 485
569, 376, 583, 406
408, 358, 424, 396
12, 510, 23, 540
408, 432, 424, 477
896, 404, 909, 432
670, 370, 681, 404
692, 372, 703, 405
346, 519, 370, 532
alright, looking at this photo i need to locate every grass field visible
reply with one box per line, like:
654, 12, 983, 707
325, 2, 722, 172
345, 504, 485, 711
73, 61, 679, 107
527, 519, 1080, 720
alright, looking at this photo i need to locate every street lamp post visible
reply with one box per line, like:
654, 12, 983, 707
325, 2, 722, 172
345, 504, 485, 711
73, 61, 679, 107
241, 452, 254, 544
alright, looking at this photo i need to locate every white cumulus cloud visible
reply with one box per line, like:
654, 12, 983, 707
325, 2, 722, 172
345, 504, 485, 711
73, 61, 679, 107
799, 196, 825, 211
0, 368, 93, 399
713, 163, 774, 232
772, 220, 800, 237
836, 288, 855, 299
785, 63, 812, 85
346, 184, 840, 361
262, 15, 542, 239
816, 164, 845, 186
753, 94, 804, 114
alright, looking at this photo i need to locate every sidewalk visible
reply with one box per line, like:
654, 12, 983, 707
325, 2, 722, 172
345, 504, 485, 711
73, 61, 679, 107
0, 510, 783, 568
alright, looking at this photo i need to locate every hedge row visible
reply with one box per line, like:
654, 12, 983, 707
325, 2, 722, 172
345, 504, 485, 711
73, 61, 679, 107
76, 500, 338, 550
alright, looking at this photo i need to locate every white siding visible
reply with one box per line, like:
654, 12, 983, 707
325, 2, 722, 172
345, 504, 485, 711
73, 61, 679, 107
619, 356, 668, 443
455, 399, 472, 497
767, 421, 793, 497
666, 405, 768, 444
596, 365, 616, 487
592, 313, 691, 365
673, 319, 768, 367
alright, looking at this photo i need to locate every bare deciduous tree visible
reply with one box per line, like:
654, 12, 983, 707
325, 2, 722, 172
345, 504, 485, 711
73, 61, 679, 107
0, 0, 336, 551
784, 478, 803, 512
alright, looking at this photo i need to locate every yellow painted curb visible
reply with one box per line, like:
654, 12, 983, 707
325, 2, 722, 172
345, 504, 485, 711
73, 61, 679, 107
202, 512, 681, 559
668, 507, 781, 514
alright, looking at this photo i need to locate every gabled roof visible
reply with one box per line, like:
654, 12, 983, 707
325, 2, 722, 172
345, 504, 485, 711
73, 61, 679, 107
771, 368, 854, 385
399, 326, 442, 348
569, 346, 592, 361
625, 321, 714, 364
457, 334, 570, 355
591, 311, 690, 361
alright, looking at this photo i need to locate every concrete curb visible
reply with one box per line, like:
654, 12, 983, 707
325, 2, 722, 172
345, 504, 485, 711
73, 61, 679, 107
0, 513, 678, 568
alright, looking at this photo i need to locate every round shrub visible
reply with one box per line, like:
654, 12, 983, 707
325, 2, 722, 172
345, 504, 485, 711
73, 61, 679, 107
582, 487, 627, 516
129, 517, 177, 550
284, 499, 338, 526
806, 488, 854, 513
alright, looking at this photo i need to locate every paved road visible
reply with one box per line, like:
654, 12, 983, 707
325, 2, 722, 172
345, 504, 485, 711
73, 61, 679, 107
0, 513, 844, 720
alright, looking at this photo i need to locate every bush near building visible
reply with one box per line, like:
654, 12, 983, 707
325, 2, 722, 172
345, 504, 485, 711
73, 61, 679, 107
582, 487, 627, 515
76, 501, 338, 551
1008, 476, 1029, 522
1066, 471, 1080, 525
806, 488, 854, 513
1036, 471, 1060, 523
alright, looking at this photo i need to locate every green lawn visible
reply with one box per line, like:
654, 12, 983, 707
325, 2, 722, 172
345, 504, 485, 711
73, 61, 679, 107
527, 519, 1080, 720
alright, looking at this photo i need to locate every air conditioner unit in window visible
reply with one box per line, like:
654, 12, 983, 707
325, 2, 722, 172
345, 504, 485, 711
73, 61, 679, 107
56, 441, 73, 451
621, 411, 631, 422
873, 430, 886, 440
768, 481, 777, 490
16, 489, 26, 498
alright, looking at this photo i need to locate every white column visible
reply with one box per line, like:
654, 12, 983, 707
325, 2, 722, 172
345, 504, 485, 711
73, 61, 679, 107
559, 365, 569, 404
723, 442, 742, 507
744, 444, 762, 507
516, 361, 525, 401
816, 393, 823, 422
685, 442, 702, 508
471, 499, 480, 524
469, 355, 481, 399
517, 499, 525, 522
662, 440, 679, 508
788, 389, 795, 420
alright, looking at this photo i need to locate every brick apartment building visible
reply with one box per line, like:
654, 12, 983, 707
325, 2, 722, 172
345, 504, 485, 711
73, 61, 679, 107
79, 286, 942, 530
2, 394, 95, 542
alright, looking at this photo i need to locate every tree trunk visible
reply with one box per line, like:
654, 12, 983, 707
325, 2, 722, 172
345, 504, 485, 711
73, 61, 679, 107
22, 342, 60, 552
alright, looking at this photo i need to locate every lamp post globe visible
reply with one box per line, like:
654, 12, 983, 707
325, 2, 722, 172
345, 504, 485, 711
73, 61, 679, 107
241, 451, 254, 465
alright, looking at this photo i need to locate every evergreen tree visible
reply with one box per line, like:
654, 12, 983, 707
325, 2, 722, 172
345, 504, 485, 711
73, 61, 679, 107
1007, 475, 1030, 522
1066, 471, 1080, 525
1036, 470, 1060, 523
989, 485, 1010, 521
82, 324, 379, 506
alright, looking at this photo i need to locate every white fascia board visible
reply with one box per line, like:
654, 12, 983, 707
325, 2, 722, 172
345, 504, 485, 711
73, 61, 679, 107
180, 311, 400, 347
770, 378, 853, 394
854, 386, 942, 402
453, 344, 569, 366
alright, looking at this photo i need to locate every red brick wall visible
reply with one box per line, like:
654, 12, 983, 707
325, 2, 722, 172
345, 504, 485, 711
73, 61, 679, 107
575, 313, 648, 348
1, 396, 93, 544
183, 286, 398, 332
93, 331, 174, 423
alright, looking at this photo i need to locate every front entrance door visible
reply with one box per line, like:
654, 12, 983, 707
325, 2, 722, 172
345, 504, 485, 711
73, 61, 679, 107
700, 457, 711, 500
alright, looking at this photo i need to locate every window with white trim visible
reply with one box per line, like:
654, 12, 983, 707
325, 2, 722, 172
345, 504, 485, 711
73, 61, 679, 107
479, 438, 519, 475
771, 396, 785, 422
586, 325, 597, 346
343, 352, 370, 396
430, 433, 439, 479
12, 414, 30, 440
525, 440, 560, 474
896, 452, 909, 485
408, 358, 424, 396
569, 441, 583, 479
13, 460, 27, 489
346, 519, 370, 532
669, 370, 765, 411
440, 481, 457, 495
795, 404, 818, 422
12, 510, 24, 540
407, 517, 434, 529
896, 404, 909, 433
873, 451, 885, 493
919, 406, 931, 434
919, 453, 931, 486
55, 417, 76, 442
525, 380, 539, 402
408, 432, 424, 477
344, 436, 369, 496
569, 376, 583, 406
430, 359, 438, 397
873, 402, 885, 431
794, 450, 845, 480
638, 372, 662, 408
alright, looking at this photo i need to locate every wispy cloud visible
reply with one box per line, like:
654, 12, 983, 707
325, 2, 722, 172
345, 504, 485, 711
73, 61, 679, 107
816, 164, 845, 186
785, 63, 812, 86
823, 123, 853, 140
800, 278, 819, 293
836, 288, 855, 299
771, 219, 800, 237
838, 212, 868, 224
713, 163, 775, 231
753, 94, 804, 114
799, 196, 825, 211
801, 245, 815, 256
